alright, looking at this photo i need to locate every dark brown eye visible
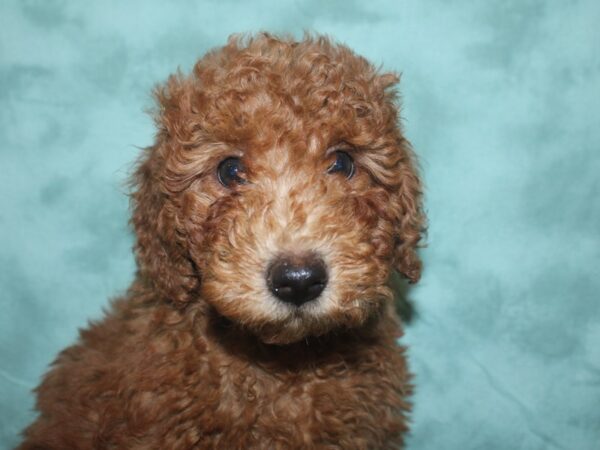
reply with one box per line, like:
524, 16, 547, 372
327, 151, 355, 179
217, 157, 246, 187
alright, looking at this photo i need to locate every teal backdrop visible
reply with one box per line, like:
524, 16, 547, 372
1, 1, 599, 448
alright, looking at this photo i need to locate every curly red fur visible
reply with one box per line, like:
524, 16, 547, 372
18, 33, 425, 449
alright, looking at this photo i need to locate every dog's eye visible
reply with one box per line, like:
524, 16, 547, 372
327, 151, 355, 179
217, 157, 246, 187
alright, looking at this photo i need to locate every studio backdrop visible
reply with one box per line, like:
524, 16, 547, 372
1, 1, 599, 449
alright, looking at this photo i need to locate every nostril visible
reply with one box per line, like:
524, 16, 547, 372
274, 285, 294, 298
267, 255, 328, 306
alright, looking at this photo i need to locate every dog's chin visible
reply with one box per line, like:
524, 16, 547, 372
258, 332, 308, 346
254, 324, 321, 346
242, 315, 327, 346
246, 306, 382, 346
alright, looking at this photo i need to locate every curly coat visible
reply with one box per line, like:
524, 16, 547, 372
18, 33, 425, 450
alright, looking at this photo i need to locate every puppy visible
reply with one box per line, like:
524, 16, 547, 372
19, 33, 424, 450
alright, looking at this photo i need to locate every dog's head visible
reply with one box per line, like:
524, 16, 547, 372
132, 34, 424, 344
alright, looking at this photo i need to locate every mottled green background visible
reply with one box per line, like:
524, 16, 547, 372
1, 0, 599, 448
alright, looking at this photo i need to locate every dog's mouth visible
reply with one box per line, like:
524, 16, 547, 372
204, 305, 382, 369
217, 308, 330, 346
204, 290, 385, 348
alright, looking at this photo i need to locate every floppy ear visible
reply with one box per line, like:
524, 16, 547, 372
130, 75, 200, 306
375, 72, 426, 283
392, 137, 425, 283
130, 139, 200, 306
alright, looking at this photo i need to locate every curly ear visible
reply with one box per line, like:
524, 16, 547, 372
130, 138, 199, 306
375, 72, 426, 283
393, 137, 426, 283
130, 74, 200, 306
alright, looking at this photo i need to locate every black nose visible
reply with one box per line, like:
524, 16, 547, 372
267, 255, 328, 306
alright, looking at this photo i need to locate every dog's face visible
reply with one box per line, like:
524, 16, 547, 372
133, 35, 423, 344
